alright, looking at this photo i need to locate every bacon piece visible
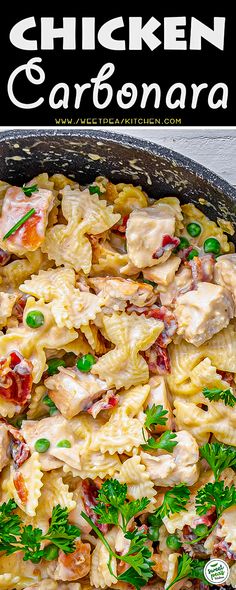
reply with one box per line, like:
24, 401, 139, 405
81, 479, 108, 534
213, 539, 236, 560
194, 506, 216, 528
13, 472, 28, 503
113, 215, 129, 234
0, 417, 30, 468
187, 254, 215, 288
143, 342, 171, 375
0, 247, 10, 266
178, 245, 194, 261
0, 351, 33, 406
217, 370, 235, 387
144, 306, 177, 347
12, 294, 29, 322
87, 391, 118, 419
152, 235, 180, 260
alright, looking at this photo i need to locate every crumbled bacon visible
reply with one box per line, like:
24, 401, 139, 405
194, 506, 216, 528
13, 472, 28, 503
0, 351, 33, 406
143, 342, 171, 375
12, 294, 29, 322
152, 235, 180, 260
0, 248, 10, 266
217, 370, 235, 387
178, 245, 194, 261
213, 539, 236, 560
82, 479, 108, 534
186, 254, 215, 288
87, 391, 118, 418
113, 215, 129, 234
144, 306, 177, 347
0, 417, 30, 468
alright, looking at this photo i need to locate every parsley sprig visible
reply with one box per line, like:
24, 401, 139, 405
154, 484, 190, 520
200, 442, 236, 481
81, 478, 153, 590
0, 501, 80, 563
188, 480, 236, 545
166, 554, 207, 590
141, 430, 177, 452
203, 386, 236, 407
144, 404, 168, 430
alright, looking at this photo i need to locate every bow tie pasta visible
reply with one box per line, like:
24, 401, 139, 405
0, 174, 236, 590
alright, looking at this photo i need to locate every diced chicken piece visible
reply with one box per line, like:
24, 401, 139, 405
143, 256, 181, 289
45, 367, 108, 419
0, 423, 10, 471
21, 415, 74, 470
141, 430, 199, 487
52, 539, 91, 581
0, 186, 54, 256
215, 253, 236, 307
126, 205, 177, 269
160, 266, 192, 306
175, 282, 234, 346
88, 276, 156, 311
146, 376, 173, 432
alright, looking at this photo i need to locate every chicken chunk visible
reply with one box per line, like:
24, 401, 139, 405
160, 265, 192, 306
175, 282, 234, 346
0, 185, 54, 256
45, 367, 108, 419
146, 376, 173, 432
143, 256, 181, 289
215, 253, 236, 307
141, 430, 199, 487
21, 415, 74, 470
0, 423, 10, 471
88, 276, 156, 311
126, 204, 177, 269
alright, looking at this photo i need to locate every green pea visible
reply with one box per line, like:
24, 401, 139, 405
76, 353, 96, 372
89, 185, 101, 196
148, 526, 160, 542
194, 523, 208, 537
147, 513, 162, 527
187, 222, 202, 237
43, 544, 59, 561
34, 438, 50, 453
43, 395, 58, 416
56, 439, 71, 448
178, 236, 190, 250
166, 534, 181, 550
47, 358, 66, 376
26, 310, 45, 329
203, 237, 221, 255
187, 249, 199, 260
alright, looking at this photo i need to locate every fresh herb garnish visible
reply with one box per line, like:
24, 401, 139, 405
3, 208, 36, 241
89, 185, 101, 196
188, 480, 236, 545
0, 501, 80, 562
200, 442, 236, 481
81, 478, 153, 590
166, 554, 207, 590
153, 484, 190, 520
141, 430, 177, 452
203, 386, 236, 407
22, 183, 39, 196
144, 404, 168, 430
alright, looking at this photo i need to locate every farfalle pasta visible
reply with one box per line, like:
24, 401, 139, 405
0, 173, 236, 589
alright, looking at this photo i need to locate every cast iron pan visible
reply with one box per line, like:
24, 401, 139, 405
0, 129, 235, 243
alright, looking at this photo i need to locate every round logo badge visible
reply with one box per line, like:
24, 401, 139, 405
204, 559, 230, 585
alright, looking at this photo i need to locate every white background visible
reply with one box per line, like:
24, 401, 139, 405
1, 128, 236, 187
